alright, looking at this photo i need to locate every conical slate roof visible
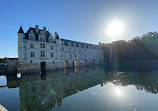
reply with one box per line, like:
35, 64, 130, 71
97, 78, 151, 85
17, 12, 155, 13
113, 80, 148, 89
18, 26, 24, 33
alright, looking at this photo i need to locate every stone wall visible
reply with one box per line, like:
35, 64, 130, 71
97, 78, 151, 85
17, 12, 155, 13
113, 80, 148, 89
6, 58, 18, 74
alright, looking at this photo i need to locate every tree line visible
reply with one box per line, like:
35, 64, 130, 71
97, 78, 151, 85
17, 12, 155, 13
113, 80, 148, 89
102, 32, 158, 62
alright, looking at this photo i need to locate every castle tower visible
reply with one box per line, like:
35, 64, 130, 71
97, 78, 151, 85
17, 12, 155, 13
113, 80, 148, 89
18, 26, 26, 63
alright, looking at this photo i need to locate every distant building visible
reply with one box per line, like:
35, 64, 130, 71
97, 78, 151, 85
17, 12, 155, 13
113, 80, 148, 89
18, 25, 104, 73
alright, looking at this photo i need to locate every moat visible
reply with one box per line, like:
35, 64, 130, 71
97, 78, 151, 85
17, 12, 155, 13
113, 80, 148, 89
0, 66, 158, 111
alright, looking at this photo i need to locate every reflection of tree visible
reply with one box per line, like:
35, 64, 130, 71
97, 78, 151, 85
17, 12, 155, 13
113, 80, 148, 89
104, 71, 158, 94
6, 66, 158, 111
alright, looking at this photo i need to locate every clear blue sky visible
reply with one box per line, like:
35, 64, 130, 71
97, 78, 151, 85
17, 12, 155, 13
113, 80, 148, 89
0, 0, 158, 58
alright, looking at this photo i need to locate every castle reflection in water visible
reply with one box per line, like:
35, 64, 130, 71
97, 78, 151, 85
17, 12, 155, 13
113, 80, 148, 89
5, 66, 158, 111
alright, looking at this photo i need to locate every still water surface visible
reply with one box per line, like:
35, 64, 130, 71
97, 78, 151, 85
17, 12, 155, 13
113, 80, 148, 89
0, 66, 158, 111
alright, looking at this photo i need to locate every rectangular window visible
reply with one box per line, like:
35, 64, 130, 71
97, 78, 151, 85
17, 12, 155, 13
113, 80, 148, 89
40, 44, 45, 48
43, 44, 45, 48
32, 87, 36, 92
70, 54, 72, 57
30, 44, 34, 48
51, 53, 53, 57
31, 52, 34, 57
41, 51, 45, 57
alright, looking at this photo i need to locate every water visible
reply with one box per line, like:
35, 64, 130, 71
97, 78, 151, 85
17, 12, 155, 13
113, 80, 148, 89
0, 66, 158, 111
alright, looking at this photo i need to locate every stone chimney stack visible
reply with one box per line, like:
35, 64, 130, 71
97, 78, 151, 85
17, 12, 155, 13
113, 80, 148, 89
43, 27, 46, 31
35, 25, 39, 29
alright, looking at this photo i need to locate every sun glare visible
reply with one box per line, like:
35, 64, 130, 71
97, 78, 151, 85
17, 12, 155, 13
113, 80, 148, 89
107, 21, 124, 37
115, 87, 122, 97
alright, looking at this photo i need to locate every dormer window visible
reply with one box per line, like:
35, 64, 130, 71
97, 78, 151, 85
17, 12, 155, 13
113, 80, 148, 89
42, 38, 45, 42
29, 35, 34, 40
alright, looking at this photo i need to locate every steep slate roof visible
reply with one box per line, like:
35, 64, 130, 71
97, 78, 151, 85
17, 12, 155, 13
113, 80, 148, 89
25, 27, 51, 42
60, 38, 99, 48
21, 26, 99, 47
18, 26, 24, 33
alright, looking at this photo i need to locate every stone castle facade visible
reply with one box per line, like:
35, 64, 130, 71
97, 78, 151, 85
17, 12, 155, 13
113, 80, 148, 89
18, 25, 104, 73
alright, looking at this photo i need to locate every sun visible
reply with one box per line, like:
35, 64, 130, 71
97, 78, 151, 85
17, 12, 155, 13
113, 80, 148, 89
115, 87, 122, 97
107, 21, 124, 37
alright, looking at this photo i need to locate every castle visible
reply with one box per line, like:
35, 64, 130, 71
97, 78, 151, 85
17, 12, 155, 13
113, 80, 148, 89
18, 25, 104, 73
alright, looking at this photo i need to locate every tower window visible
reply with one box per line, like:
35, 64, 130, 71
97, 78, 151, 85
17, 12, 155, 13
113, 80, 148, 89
31, 52, 34, 57
75, 54, 76, 57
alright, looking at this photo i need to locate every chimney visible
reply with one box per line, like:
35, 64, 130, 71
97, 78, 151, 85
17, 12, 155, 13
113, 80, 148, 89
43, 27, 46, 31
35, 25, 39, 29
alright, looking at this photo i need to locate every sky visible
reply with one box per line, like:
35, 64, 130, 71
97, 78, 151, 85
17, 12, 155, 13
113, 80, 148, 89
0, 0, 158, 58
